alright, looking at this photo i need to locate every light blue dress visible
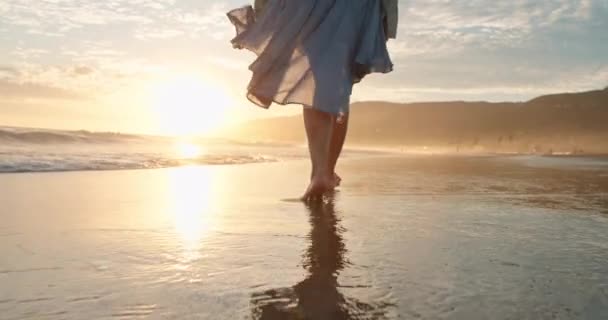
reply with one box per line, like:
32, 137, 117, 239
228, 0, 393, 115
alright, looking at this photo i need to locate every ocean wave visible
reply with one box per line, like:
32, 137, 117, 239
0, 153, 278, 173
0, 127, 150, 144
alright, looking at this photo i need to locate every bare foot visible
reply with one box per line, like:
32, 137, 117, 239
301, 175, 334, 201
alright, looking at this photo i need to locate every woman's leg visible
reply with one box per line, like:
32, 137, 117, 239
328, 113, 349, 186
302, 107, 335, 199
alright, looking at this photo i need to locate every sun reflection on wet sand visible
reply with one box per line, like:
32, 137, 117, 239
165, 166, 220, 265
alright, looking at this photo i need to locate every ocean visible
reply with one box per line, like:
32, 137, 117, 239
0, 126, 305, 173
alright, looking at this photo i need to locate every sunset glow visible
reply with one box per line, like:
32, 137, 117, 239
2, 1, 606, 134
149, 75, 232, 137
175, 141, 203, 159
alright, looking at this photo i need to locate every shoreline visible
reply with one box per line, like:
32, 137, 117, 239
2, 155, 607, 319
2, 152, 608, 175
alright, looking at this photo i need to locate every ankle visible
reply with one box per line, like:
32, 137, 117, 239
312, 170, 330, 180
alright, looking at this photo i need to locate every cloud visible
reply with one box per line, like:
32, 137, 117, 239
391, 0, 606, 58
0, 79, 85, 100
0, 0, 234, 41
1, 1, 154, 36
134, 28, 184, 40
0, 66, 19, 78
1, 0, 606, 108
375, 0, 608, 100
72, 66, 94, 76
9, 47, 49, 60
0, 57, 149, 101
132, 2, 234, 40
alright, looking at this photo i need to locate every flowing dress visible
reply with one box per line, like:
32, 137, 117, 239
227, 0, 393, 115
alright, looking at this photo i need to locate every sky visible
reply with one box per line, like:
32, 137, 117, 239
1, 0, 607, 135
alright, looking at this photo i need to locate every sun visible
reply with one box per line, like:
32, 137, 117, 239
175, 141, 203, 159
149, 74, 232, 137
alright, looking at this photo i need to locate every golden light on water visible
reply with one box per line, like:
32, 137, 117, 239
149, 74, 232, 137
166, 166, 220, 263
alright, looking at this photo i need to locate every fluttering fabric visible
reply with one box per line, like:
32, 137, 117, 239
228, 0, 394, 114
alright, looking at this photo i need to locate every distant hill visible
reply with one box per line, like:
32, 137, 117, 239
224, 88, 608, 154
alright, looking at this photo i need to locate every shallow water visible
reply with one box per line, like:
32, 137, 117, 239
1, 155, 607, 319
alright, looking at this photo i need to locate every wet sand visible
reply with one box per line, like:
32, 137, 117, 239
1, 155, 608, 319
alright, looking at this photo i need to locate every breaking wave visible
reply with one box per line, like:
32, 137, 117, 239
0, 127, 294, 173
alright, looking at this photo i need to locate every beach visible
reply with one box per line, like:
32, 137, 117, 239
1, 155, 608, 319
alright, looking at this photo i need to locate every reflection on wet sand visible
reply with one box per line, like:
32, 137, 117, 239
251, 193, 393, 319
